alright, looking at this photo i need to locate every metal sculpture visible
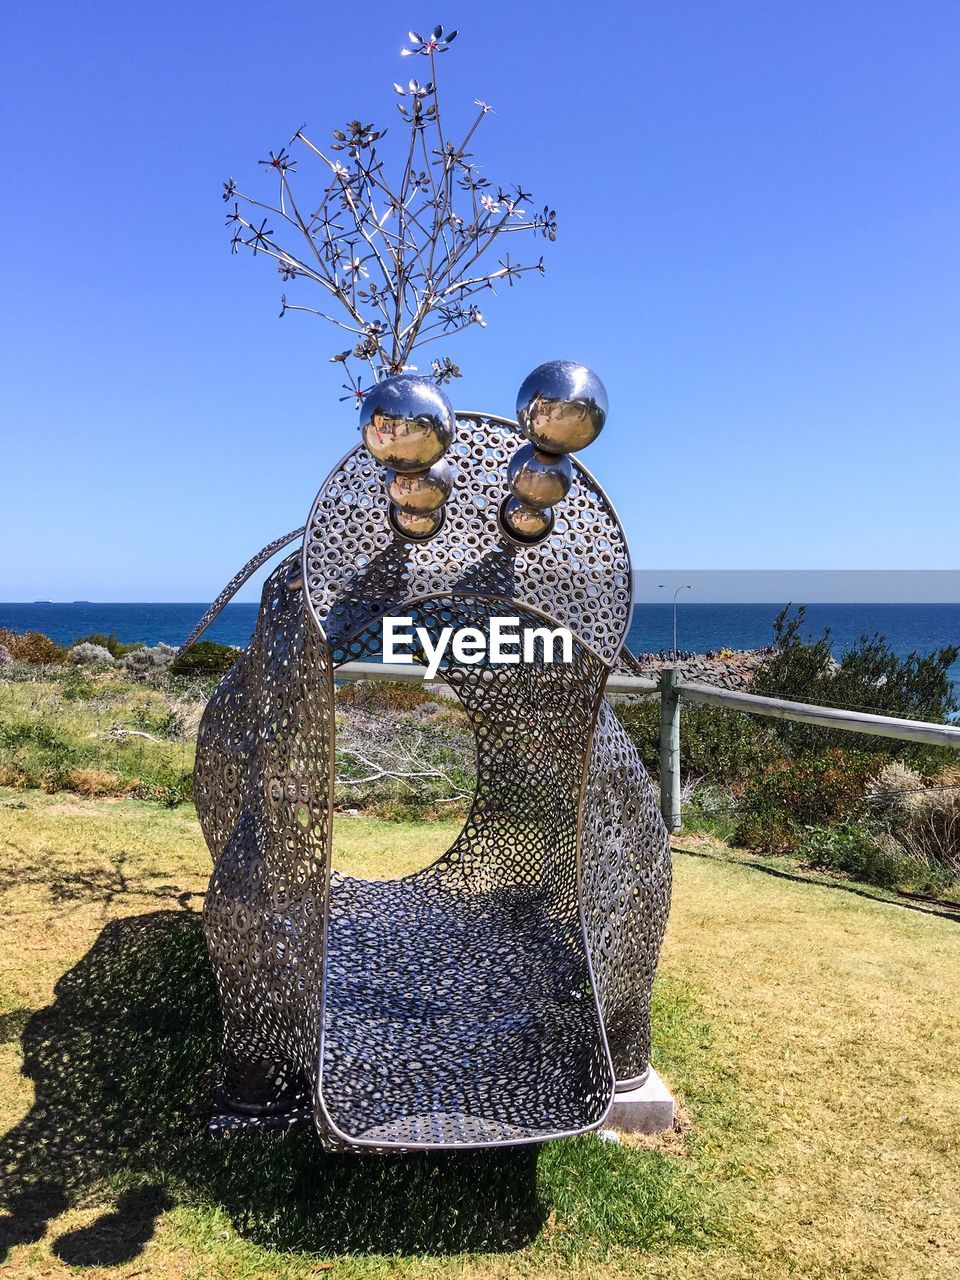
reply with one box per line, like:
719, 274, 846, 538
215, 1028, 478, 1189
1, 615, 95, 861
191, 365, 672, 1151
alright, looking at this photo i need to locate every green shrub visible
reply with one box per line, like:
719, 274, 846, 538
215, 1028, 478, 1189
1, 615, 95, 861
169, 641, 238, 676
617, 698, 774, 786
798, 820, 882, 880
58, 666, 99, 702
68, 641, 114, 665
72, 632, 143, 659
336, 679, 435, 713
798, 821, 953, 895
734, 747, 883, 854
753, 606, 958, 769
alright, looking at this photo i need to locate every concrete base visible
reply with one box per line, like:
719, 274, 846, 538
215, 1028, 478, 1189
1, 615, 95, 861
607, 1068, 676, 1135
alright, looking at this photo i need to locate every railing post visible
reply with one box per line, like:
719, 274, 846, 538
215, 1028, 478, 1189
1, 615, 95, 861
659, 667, 682, 832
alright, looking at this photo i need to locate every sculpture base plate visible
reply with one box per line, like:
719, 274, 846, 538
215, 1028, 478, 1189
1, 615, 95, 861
606, 1068, 675, 1135
209, 1086, 310, 1136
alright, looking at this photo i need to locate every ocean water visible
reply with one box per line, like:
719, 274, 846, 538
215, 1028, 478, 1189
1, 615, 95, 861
2, 601, 959, 687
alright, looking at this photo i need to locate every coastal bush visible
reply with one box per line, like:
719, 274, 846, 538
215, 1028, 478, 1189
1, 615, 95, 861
0, 643, 11, 667
797, 820, 899, 888
0, 674, 198, 802
0, 628, 68, 665
797, 820, 953, 895
734, 747, 883, 854
865, 761, 960, 877
122, 642, 177, 677
680, 782, 740, 841
616, 698, 774, 786
754, 606, 958, 767
69, 642, 115, 665
72, 631, 143, 659
864, 760, 926, 817
336, 679, 435, 713
169, 640, 237, 676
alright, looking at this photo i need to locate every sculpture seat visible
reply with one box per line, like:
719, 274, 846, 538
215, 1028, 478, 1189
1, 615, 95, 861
322, 871, 608, 1145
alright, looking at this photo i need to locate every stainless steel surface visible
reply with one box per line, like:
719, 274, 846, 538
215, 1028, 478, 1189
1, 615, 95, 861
302, 412, 633, 666
675, 678, 960, 748
177, 526, 305, 657
335, 660, 661, 693
516, 360, 608, 454
498, 496, 555, 543
195, 406, 671, 1151
360, 373, 455, 472
389, 504, 445, 540
386, 459, 454, 513
506, 442, 572, 509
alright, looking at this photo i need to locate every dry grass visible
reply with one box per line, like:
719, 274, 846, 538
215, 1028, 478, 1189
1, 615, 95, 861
1, 789, 959, 1278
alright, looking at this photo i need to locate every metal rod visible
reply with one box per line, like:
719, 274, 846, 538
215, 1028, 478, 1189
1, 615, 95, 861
334, 662, 960, 750
674, 678, 960, 749
336, 661, 437, 684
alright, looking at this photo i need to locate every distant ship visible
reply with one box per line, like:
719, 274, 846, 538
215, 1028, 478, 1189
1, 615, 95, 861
72, 600, 92, 604
32, 600, 53, 604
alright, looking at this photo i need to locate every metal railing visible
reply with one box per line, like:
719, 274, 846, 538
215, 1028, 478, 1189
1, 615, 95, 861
336, 660, 960, 832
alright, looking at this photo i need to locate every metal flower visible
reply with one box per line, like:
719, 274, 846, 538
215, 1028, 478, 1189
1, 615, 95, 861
537, 206, 558, 241
393, 79, 436, 98
331, 121, 385, 155
401, 25, 458, 56
258, 148, 297, 175
431, 356, 462, 383
343, 255, 370, 280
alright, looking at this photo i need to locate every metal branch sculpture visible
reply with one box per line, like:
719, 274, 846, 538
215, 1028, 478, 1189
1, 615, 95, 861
225, 24, 557, 401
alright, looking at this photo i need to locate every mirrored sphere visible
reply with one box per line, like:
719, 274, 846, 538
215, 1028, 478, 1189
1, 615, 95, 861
499, 496, 555, 544
361, 374, 455, 472
507, 443, 572, 509
516, 360, 608, 454
386, 459, 454, 514
389, 504, 445, 541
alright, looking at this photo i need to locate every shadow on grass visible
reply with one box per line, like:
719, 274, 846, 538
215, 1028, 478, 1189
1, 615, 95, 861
0, 911, 545, 1262
674, 842, 960, 924
0, 911, 728, 1267
0, 847, 204, 911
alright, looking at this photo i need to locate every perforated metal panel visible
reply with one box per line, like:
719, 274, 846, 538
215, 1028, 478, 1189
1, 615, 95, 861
195, 411, 671, 1150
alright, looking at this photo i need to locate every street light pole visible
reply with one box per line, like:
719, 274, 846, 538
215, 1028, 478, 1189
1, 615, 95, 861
658, 583, 693, 660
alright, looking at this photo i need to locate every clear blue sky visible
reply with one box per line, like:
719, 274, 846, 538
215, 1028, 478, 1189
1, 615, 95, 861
2, 1, 958, 601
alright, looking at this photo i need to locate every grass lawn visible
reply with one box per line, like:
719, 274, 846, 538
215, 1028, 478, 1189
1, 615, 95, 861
1, 789, 958, 1278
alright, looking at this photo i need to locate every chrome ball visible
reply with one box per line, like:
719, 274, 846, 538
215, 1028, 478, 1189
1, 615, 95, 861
507, 443, 572, 509
389, 504, 445, 541
361, 374, 455, 472
516, 360, 608, 454
499, 496, 555, 544
386, 459, 453, 514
